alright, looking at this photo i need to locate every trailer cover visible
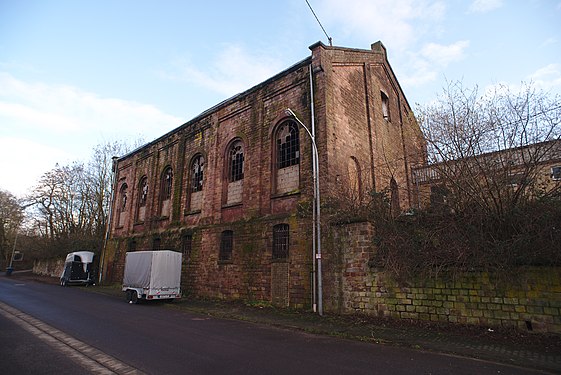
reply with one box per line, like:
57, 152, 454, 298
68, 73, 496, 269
123, 250, 182, 290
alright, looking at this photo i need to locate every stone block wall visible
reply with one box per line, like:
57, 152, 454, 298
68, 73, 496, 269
370, 269, 561, 333
329, 221, 561, 333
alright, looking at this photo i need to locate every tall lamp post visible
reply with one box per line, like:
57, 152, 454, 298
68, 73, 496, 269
285, 108, 323, 316
6, 230, 18, 276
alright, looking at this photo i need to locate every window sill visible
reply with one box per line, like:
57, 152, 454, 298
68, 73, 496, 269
271, 190, 300, 199
221, 202, 242, 209
271, 258, 289, 264
185, 209, 201, 216
218, 260, 233, 265
115, 225, 124, 229
133, 221, 145, 226
155, 216, 169, 221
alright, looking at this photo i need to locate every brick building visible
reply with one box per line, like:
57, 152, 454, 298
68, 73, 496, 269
101, 41, 426, 310
412, 139, 561, 210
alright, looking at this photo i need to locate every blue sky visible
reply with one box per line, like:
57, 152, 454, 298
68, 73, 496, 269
1, 0, 560, 197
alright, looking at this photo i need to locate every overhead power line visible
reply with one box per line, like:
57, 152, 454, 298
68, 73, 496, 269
305, 0, 332, 46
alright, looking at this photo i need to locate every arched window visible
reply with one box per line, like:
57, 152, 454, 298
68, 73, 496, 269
381, 91, 390, 121
225, 139, 245, 205
138, 177, 148, 207
119, 183, 128, 211
191, 155, 204, 192
136, 176, 148, 222
272, 224, 289, 260
229, 140, 244, 182
274, 120, 300, 194
118, 183, 128, 227
189, 155, 204, 211
276, 120, 300, 169
161, 166, 173, 200
160, 167, 173, 217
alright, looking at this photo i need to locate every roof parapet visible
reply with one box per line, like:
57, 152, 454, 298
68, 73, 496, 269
371, 41, 387, 58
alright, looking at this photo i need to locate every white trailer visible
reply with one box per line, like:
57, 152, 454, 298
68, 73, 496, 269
60, 251, 96, 286
122, 250, 182, 303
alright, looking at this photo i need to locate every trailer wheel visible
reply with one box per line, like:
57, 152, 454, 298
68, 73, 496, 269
126, 290, 138, 304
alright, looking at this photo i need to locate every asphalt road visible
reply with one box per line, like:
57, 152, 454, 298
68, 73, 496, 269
0, 277, 544, 375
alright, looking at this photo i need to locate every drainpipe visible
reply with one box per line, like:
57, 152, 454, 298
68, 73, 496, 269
309, 64, 317, 313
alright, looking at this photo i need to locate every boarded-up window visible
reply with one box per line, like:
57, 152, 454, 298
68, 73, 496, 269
219, 230, 233, 261
272, 224, 289, 259
182, 234, 193, 260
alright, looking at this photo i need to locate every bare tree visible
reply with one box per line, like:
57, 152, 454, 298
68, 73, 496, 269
25, 140, 141, 258
0, 189, 24, 268
416, 81, 561, 217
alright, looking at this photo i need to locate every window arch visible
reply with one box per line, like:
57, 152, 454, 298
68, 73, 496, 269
119, 183, 128, 211
191, 154, 204, 192
228, 140, 244, 182
160, 166, 173, 217
161, 166, 173, 201
138, 176, 148, 207
136, 176, 148, 222
188, 154, 204, 211
276, 120, 300, 169
274, 120, 300, 194
224, 139, 245, 205
381, 91, 390, 121
118, 183, 128, 227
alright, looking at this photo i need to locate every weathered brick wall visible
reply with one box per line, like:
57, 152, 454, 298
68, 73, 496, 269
105, 42, 426, 311
325, 221, 376, 313
329, 221, 561, 333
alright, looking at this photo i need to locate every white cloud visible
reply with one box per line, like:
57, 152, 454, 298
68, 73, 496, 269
401, 41, 470, 87
163, 44, 285, 97
319, 0, 446, 50
468, 0, 503, 13
0, 137, 72, 198
540, 37, 557, 48
0, 73, 183, 196
481, 65, 561, 100
0, 72, 181, 137
420, 40, 470, 66
528, 64, 561, 91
